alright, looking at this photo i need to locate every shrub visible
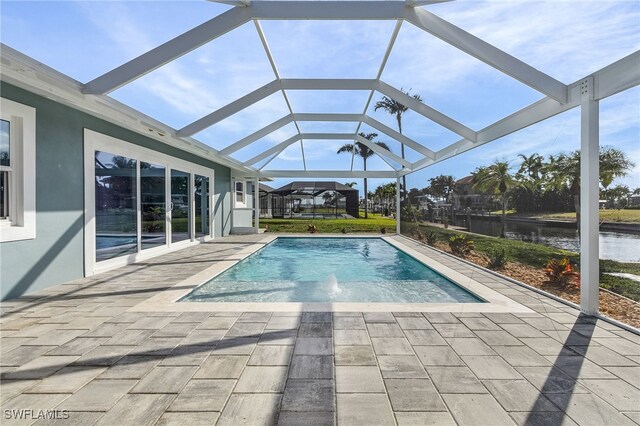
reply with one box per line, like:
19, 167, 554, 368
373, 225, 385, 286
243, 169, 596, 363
424, 232, 438, 246
545, 258, 579, 286
340, 227, 347, 234
448, 235, 474, 258
380, 227, 387, 234
401, 204, 420, 221
487, 248, 507, 270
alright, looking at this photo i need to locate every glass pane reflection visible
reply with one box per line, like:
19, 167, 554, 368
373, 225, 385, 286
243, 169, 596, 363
141, 162, 166, 250
95, 151, 137, 261
195, 175, 209, 237
171, 170, 190, 243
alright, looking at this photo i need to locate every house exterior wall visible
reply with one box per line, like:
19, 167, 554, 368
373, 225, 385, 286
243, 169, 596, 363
0, 82, 232, 301
230, 174, 256, 232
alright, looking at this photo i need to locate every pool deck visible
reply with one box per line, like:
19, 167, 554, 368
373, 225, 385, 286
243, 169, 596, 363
1, 234, 639, 425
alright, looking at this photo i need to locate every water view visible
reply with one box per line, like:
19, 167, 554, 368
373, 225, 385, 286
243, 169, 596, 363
456, 218, 640, 263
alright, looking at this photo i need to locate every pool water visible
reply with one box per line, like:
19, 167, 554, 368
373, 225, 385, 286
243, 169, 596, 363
181, 237, 482, 303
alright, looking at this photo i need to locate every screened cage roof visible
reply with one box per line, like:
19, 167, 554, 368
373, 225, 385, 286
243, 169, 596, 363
1, 0, 638, 181
259, 183, 276, 193
270, 181, 357, 195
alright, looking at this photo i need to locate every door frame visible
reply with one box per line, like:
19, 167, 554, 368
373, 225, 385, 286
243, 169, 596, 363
84, 129, 215, 276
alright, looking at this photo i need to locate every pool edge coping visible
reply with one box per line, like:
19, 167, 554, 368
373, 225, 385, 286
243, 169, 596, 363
128, 234, 534, 313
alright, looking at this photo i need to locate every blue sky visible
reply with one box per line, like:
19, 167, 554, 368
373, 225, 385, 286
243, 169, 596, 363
2, 0, 639, 193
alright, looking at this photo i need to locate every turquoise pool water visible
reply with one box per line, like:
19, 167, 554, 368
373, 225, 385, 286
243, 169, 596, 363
181, 238, 483, 303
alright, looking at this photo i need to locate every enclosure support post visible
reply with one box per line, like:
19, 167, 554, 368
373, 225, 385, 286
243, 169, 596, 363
396, 177, 401, 234
254, 178, 260, 233
579, 77, 599, 315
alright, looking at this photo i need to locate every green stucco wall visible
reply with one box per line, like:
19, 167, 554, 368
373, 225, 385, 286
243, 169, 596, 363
0, 82, 232, 301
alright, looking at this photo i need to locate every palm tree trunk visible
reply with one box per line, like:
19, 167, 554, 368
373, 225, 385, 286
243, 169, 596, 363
397, 114, 407, 204
364, 158, 368, 219
501, 193, 507, 238
574, 193, 580, 233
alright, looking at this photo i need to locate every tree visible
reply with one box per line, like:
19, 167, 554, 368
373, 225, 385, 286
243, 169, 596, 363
600, 146, 635, 189
337, 132, 391, 218
472, 161, 515, 237
373, 182, 397, 216
428, 175, 456, 203
601, 184, 630, 208
516, 153, 544, 187
546, 146, 635, 229
374, 89, 423, 200
407, 187, 424, 205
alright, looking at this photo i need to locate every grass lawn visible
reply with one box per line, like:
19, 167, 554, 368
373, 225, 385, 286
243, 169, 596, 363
405, 223, 640, 301
488, 209, 640, 223
261, 212, 396, 234
535, 210, 640, 223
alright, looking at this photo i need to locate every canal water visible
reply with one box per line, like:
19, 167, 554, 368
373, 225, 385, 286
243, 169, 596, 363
455, 218, 640, 263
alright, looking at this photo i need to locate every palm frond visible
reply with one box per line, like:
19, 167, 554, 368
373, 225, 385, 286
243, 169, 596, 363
336, 144, 355, 155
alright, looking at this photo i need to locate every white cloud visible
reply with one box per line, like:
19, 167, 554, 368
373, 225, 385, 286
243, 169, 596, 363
61, 0, 640, 180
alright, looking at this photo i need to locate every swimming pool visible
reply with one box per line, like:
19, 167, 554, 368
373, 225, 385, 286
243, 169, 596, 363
181, 237, 483, 303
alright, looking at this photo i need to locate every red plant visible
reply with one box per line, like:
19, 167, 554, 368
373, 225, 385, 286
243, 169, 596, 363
545, 258, 580, 286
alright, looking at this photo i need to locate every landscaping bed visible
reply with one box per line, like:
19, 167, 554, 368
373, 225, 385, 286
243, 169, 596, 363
403, 223, 640, 328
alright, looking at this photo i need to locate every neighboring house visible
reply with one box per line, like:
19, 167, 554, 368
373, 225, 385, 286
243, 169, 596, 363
264, 181, 359, 219
451, 175, 499, 210
415, 195, 434, 212
627, 195, 640, 208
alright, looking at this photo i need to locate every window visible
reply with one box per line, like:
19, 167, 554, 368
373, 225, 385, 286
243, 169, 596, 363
0, 98, 36, 243
235, 180, 245, 205
1, 119, 10, 220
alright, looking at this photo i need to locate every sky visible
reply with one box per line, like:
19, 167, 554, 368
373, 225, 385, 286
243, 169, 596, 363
1, 0, 639, 193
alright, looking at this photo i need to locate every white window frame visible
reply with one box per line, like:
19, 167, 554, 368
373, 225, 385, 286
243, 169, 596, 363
0, 98, 36, 243
234, 179, 246, 207
84, 129, 215, 276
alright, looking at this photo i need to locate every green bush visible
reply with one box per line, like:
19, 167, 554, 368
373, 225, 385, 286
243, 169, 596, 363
487, 248, 508, 270
424, 231, 438, 246
448, 235, 474, 258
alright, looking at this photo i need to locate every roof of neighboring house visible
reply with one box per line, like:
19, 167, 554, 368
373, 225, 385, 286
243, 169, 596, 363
456, 175, 474, 185
270, 181, 357, 196
259, 183, 275, 193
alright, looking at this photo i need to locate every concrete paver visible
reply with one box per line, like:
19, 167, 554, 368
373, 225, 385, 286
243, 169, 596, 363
1, 234, 637, 426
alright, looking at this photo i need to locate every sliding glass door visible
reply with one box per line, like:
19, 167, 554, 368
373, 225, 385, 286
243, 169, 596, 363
195, 175, 210, 238
171, 170, 191, 243
141, 162, 166, 250
94, 151, 137, 262
86, 129, 215, 273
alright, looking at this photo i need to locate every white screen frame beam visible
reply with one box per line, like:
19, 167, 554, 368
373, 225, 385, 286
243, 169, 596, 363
82, 7, 252, 95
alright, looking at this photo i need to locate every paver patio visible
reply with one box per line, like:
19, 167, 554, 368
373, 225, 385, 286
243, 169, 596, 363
0, 234, 638, 425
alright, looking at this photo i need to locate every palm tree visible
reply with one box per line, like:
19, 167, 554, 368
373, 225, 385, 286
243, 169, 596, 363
517, 153, 544, 182
428, 175, 456, 203
337, 132, 391, 218
546, 146, 634, 229
374, 89, 423, 199
473, 161, 515, 237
